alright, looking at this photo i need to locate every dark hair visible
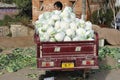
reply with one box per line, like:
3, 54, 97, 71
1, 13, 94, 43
54, 1, 63, 10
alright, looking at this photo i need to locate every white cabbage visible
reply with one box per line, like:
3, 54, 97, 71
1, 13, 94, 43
76, 28, 86, 36
53, 10, 61, 15
43, 12, 51, 19
55, 21, 61, 30
41, 24, 49, 32
38, 14, 44, 20
72, 36, 80, 41
70, 12, 76, 20
63, 6, 73, 13
48, 19, 55, 26
78, 19, 85, 28
87, 38, 94, 40
40, 19, 47, 24
70, 22, 78, 31
40, 37, 46, 42
62, 18, 71, 23
60, 21, 70, 30
85, 21, 92, 30
43, 33, 50, 41
49, 38, 56, 42
40, 33, 49, 41
35, 20, 43, 28
54, 32, 65, 41
35, 6, 95, 42
38, 28, 45, 36
79, 35, 87, 40
66, 29, 75, 38
85, 30, 94, 39
64, 36, 72, 41
47, 26, 56, 35
76, 18, 80, 22
51, 14, 60, 21
56, 28, 63, 33
60, 11, 70, 18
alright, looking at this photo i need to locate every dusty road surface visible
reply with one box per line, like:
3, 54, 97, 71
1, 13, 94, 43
0, 36, 120, 80
0, 36, 35, 48
0, 68, 120, 80
89, 69, 120, 80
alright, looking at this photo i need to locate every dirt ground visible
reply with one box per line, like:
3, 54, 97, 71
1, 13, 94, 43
0, 36, 35, 49
0, 36, 120, 80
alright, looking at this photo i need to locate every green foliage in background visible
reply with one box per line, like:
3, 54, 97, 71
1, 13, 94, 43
0, 15, 30, 26
1, 0, 32, 18
0, 0, 32, 26
0, 0, 13, 4
91, 8, 113, 27
13, 0, 32, 19
0, 15, 12, 26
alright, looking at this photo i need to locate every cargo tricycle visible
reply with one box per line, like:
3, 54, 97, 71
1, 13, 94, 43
34, 32, 99, 80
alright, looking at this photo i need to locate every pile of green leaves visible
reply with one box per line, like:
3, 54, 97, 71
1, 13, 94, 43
98, 46, 120, 70
0, 47, 36, 73
98, 46, 120, 60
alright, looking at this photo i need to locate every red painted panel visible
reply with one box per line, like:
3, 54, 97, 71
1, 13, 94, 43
35, 32, 99, 70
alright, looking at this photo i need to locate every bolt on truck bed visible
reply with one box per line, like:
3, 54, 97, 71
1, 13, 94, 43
34, 32, 99, 71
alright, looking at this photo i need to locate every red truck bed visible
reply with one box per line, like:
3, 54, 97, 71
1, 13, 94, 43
34, 32, 99, 71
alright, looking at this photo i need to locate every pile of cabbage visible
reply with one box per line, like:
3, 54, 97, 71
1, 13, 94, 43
35, 6, 94, 42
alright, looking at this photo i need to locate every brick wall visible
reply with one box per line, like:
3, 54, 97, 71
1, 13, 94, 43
32, 0, 100, 22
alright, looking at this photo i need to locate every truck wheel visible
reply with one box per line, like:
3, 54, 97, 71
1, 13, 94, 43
83, 69, 90, 80
39, 74, 46, 80
39, 71, 57, 80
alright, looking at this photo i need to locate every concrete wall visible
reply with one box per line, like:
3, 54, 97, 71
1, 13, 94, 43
10, 24, 34, 37
0, 26, 9, 37
0, 24, 34, 37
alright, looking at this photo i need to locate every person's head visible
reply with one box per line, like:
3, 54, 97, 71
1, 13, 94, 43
54, 1, 63, 10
